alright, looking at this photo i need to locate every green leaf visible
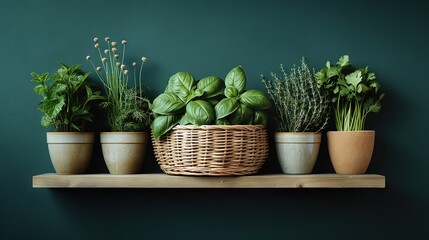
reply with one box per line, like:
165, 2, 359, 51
239, 90, 272, 110
52, 97, 66, 117
33, 85, 45, 95
337, 55, 350, 67
345, 70, 362, 88
357, 83, 369, 93
225, 86, 239, 98
367, 72, 376, 81
333, 85, 339, 94
253, 110, 268, 125
339, 87, 350, 96
326, 61, 331, 68
215, 98, 239, 119
179, 114, 191, 125
54, 83, 68, 93
197, 76, 224, 98
70, 123, 80, 132
186, 89, 204, 103
85, 85, 93, 99
41, 115, 52, 128
216, 118, 230, 125
364, 98, 381, 114
186, 100, 215, 125
206, 97, 220, 106
315, 70, 327, 86
228, 103, 253, 125
168, 72, 196, 101
164, 82, 172, 93
225, 66, 246, 94
370, 81, 380, 91
151, 93, 185, 115
151, 115, 180, 139
326, 66, 340, 78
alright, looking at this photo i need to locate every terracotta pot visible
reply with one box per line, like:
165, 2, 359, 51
47, 132, 95, 174
100, 132, 148, 174
275, 132, 321, 174
327, 130, 375, 174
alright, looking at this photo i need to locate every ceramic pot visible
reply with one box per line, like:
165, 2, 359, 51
327, 130, 375, 174
47, 132, 95, 174
100, 132, 148, 174
275, 132, 321, 174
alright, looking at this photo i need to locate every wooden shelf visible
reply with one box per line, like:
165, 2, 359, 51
33, 173, 385, 188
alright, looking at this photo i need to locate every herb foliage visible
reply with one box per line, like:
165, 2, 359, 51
151, 66, 271, 139
315, 55, 384, 131
31, 64, 104, 132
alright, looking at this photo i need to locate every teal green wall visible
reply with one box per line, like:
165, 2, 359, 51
1, 0, 428, 239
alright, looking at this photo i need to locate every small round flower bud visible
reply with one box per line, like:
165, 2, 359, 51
114, 54, 119, 59
102, 57, 107, 63
104, 49, 109, 54
124, 70, 129, 75
94, 43, 99, 48
121, 40, 127, 45
121, 64, 126, 70
112, 47, 117, 53
111, 41, 117, 47
86, 55, 91, 60
141, 56, 147, 62
132, 62, 137, 67
105, 37, 110, 42
96, 67, 102, 71
116, 62, 121, 67
93, 37, 99, 43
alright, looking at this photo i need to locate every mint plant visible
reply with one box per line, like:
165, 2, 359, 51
151, 66, 271, 139
315, 55, 384, 131
31, 64, 104, 132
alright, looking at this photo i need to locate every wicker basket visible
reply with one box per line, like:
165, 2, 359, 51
152, 125, 269, 176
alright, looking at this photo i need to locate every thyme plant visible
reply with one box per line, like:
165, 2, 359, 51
261, 58, 330, 132
86, 37, 151, 132
315, 55, 384, 131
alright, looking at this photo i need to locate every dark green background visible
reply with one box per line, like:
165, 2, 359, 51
1, 0, 428, 239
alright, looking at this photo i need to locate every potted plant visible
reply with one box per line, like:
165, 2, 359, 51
151, 66, 272, 176
316, 55, 384, 174
261, 58, 330, 174
31, 64, 103, 174
86, 37, 152, 174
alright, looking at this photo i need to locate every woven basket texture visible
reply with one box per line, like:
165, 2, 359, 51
152, 125, 269, 176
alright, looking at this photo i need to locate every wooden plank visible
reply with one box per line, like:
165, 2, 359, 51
32, 173, 385, 188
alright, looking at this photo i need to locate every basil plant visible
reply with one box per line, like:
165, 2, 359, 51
151, 66, 271, 139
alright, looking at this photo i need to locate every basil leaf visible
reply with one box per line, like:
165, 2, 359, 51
168, 72, 196, 102
216, 118, 230, 125
228, 103, 254, 125
206, 97, 220, 106
225, 66, 246, 94
186, 100, 215, 125
151, 115, 180, 140
239, 90, 272, 110
253, 110, 268, 125
179, 114, 191, 125
151, 93, 185, 115
186, 89, 204, 103
214, 97, 239, 119
164, 82, 172, 93
197, 76, 224, 98
225, 86, 239, 98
